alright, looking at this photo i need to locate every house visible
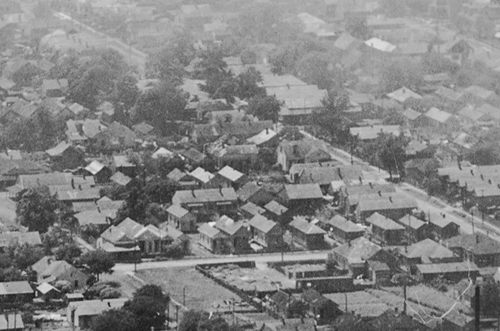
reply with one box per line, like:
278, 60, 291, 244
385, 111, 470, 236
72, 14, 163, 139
321, 214, 365, 243
0, 281, 33, 303
37, 283, 61, 301
113, 155, 136, 177
171, 188, 238, 214
444, 233, 500, 267
92, 122, 137, 151
84, 160, 112, 183
238, 181, 275, 206
355, 195, 418, 221
366, 213, 405, 246
339, 183, 397, 214
189, 167, 215, 188
289, 217, 326, 249
349, 125, 406, 141
364, 37, 397, 53
133, 122, 155, 137
68, 103, 87, 116
198, 223, 228, 254
8, 172, 94, 197
56, 187, 101, 205
167, 204, 197, 232
248, 214, 283, 249
110, 172, 132, 187
39, 98, 72, 118
427, 216, 460, 240
334, 32, 363, 52
329, 237, 398, 278
66, 119, 107, 145
434, 86, 462, 103
295, 165, 364, 190
0, 232, 42, 252
241, 202, 265, 219
263, 200, 289, 224
45, 141, 84, 171
75, 209, 112, 231
399, 238, 458, 266
277, 139, 331, 172
422, 107, 453, 127
167, 168, 197, 190
387, 87, 422, 103
214, 216, 250, 253
161, 224, 190, 252
370, 310, 431, 331
32, 257, 88, 290
246, 128, 279, 148
42, 79, 68, 98
215, 165, 247, 189
180, 148, 208, 167
396, 214, 427, 242
300, 289, 341, 325
278, 184, 324, 208
0, 314, 24, 331
213, 144, 259, 171
415, 262, 479, 282
67, 298, 128, 329
152, 147, 174, 159
401, 108, 422, 125
99, 218, 170, 256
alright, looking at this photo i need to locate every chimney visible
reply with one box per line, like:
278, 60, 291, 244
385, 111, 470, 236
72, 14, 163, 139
97, 206, 101, 213
47, 258, 52, 265
369, 182, 373, 189
489, 179, 492, 184
481, 174, 484, 180
71, 178, 75, 189
476, 234, 480, 243
359, 176, 363, 184
471, 169, 474, 176
219, 186, 223, 195
266, 128, 269, 134
281, 317, 285, 325
378, 190, 382, 197
78, 184, 82, 190
191, 189, 195, 198
389, 196, 393, 203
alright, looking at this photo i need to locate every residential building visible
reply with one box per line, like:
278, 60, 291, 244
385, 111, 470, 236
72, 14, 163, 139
320, 214, 365, 243
171, 188, 238, 214
45, 141, 84, 171
167, 168, 197, 190
32, 257, 88, 290
41, 79, 68, 98
214, 216, 250, 253
189, 167, 214, 188
445, 233, 500, 267
366, 213, 405, 246
0, 232, 42, 252
110, 172, 132, 187
84, 160, 112, 183
241, 202, 265, 219
74, 209, 113, 231
213, 144, 259, 171
300, 289, 341, 325
67, 298, 128, 329
428, 216, 460, 240
238, 181, 275, 206
355, 195, 418, 221
263, 200, 289, 224
113, 155, 136, 178
215, 166, 247, 190
198, 223, 228, 254
98, 218, 169, 257
248, 214, 283, 249
167, 204, 197, 232
278, 184, 324, 208
246, 128, 279, 148
0, 281, 33, 303
92, 122, 137, 151
37, 283, 61, 301
396, 214, 427, 242
399, 238, 458, 266
289, 217, 326, 249
339, 183, 397, 214
415, 262, 479, 282
277, 139, 331, 172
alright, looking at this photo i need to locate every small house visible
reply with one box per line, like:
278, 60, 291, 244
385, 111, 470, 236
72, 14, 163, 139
166, 204, 197, 232
214, 216, 250, 253
289, 217, 326, 249
366, 213, 405, 246
278, 184, 324, 208
248, 214, 283, 249
321, 214, 365, 243
216, 166, 247, 189
415, 262, 479, 282
113, 155, 136, 177
399, 238, 458, 266
263, 200, 289, 224
42, 79, 68, 98
238, 181, 275, 206
171, 188, 238, 214
0, 281, 33, 303
445, 233, 500, 267
240, 202, 265, 219
84, 161, 112, 183
198, 223, 228, 254
67, 298, 128, 329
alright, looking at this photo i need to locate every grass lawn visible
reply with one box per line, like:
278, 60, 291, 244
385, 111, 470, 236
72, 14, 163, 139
136, 267, 241, 312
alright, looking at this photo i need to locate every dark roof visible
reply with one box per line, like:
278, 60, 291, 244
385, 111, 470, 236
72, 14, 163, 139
181, 148, 206, 163
370, 310, 430, 331
279, 139, 331, 161
325, 215, 365, 233
284, 184, 323, 200
238, 181, 266, 202
366, 213, 405, 230
298, 166, 363, 185
241, 202, 265, 216
172, 188, 238, 204
445, 234, 500, 255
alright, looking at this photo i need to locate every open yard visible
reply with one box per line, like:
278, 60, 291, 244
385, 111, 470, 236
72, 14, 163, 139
136, 267, 248, 313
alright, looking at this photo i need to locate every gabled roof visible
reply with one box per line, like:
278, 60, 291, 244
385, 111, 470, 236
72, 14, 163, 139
14, 103, 38, 119
434, 86, 462, 101
241, 202, 265, 216
85, 160, 107, 175
189, 167, 214, 184
366, 213, 405, 230
402, 238, 455, 262
0, 314, 24, 330
405, 139, 427, 156
424, 107, 452, 123
365, 38, 396, 52
75, 210, 110, 226
333, 237, 381, 264
68, 102, 86, 115
0, 281, 33, 295
16, 173, 94, 189
264, 200, 288, 216
325, 215, 365, 233
387, 87, 422, 103
298, 166, 363, 185
284, 184, 323, 200
42, 79, 68, 92
132, 122, 154, 135
113, 155, 134, 168
172, 188, 237, 204
334, 32, 363, 51
166, 204, 190, 218
181, 148, 206, 163
357, 196, 418, 213
152, 147, 174, 159
464, 85, 495, 100
218, 166, 244, 183
289, 217, 326, 235
249, 214, 278, 234
445, 234, 500, 255
56, 187, 101, 201
416, 262, 478, 274
402, 108, 422, 121
37, 282, 59, 295
198, 223, 226, 239
110, 172, 132, 186
238, 181, 267, 202
215, 215, 246, 236
167, 168, 190, 182
279, 139, 331, 161
349, 125, 405, 141
246, 129, 277, 146
41, 260, 83, 279
46, 141, 72, 157
397, 214, 426, 230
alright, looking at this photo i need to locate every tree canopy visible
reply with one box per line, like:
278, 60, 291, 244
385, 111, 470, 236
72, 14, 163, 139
92, 309, 137, 331
16, 187, 60, 233
80, 250, 115, 280
124, 284, 169, 331
248, 95, 281, 122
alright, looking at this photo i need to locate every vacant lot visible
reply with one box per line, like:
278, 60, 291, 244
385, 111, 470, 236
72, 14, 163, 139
136, 267, 244, 312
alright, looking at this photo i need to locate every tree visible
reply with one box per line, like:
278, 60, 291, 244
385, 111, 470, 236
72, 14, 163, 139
5, 244, 44, 270
178, 310, 205, 331
235, 67, 265, 100
380, 57, 424, 94
124, 285, 168, 331
248, 95, 281, 122
92, 309, 137, 331
145, 49, 185, 84
374, 134, 407, 179
110, 74, 140, 114
295, 52, 334, 90
472, 279, 500, 317
420, 52, 459, 75
345, 16, 370, 40
476, 14, 495, 39
380, 0, 407, 17
169, 30, 196, 66
53, 242, 82, 264
80, 250, 115, 280
16, 187, 60, 233
240, 49, 258, 65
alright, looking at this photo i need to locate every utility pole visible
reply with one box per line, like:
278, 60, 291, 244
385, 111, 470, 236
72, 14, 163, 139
475, 285, 480, 331
183, 287, 186, 307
